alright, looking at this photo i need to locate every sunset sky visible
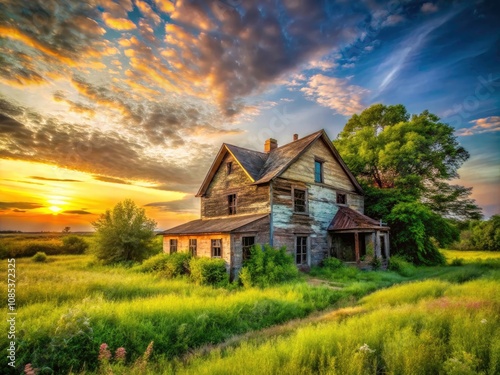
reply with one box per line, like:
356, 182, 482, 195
0, 0, 499, 232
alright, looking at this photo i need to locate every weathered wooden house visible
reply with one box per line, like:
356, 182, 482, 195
162, 130, 389, 277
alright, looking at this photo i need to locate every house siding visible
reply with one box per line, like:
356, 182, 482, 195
163, 234, 231, 267
201, 153, 270, 218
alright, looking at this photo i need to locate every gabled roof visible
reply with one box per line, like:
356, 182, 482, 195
162, 214, 269, 235
196, 129, 363, 197
328, 206, 389, 232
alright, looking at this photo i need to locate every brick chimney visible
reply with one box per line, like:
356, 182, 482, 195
293, 134, 299, 141
264, 138, 278, 153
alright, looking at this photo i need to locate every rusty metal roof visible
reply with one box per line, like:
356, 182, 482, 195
162, 214, 269, 235
328, 206, 389, 231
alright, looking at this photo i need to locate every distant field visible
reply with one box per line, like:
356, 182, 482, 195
441, 249, 500, 262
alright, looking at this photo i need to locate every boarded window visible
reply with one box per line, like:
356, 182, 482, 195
189, 239, 197, 256
169, 239, 177, 253
228, 194, 237, 215
227, 162, 233, 175
314, 160, 323, 183
242, 236, 255, 261
336, 193, 346, 204
296, 236, 308, 265
211, 239, 222, 258
293, 188, 307, 213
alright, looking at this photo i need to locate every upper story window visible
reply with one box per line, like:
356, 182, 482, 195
227, 162, 233, 175
293, 188, 307, 213
189, 239, 197, 256
314, 160, 324, 183
211, 239, 222, 258
169, 239, 178, 253
228, 194, 237, 215
336, 193, 347, 205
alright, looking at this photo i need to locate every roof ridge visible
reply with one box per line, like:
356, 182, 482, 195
225, 143, 268, 156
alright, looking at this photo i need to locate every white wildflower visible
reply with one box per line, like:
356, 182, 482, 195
359, 343, 375, 353
481, 319, 487, 324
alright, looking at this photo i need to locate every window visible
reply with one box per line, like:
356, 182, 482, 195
336, 193, 346, 205
169, 239, 177, 253
293, 188, 307, 213
314, 160, 323, 183
242, 236, 255, 261
227, 162, 233, 175
296, 236, 308, 265
228, 194, 237, 215
211, 239, 222, 258
189, 239, 197, 256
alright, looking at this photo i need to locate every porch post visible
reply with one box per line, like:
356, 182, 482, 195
384, 233, 390, 258
354, 232, 360, 264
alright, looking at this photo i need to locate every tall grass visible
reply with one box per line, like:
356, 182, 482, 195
0, 256, 344, 374
167, 278, 499, 375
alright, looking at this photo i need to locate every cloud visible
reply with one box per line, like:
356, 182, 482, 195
62, 210, 93, 215
12, 209, 26, 212
102, 12, 136, 31
93, 175, 131, 185
0, 202, 44, 210
30, 176, 83, 182
300, 74, 369, 116
421, 3, 439, 13
144, 196, 199, 213
456, 116, 500, 136
382, 14, 405, 27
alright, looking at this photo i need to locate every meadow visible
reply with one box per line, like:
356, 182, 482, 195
0, 242, 498, 374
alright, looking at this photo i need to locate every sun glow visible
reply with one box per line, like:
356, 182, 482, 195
49, 206, 62, 214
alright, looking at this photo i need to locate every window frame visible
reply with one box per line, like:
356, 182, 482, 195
292, 186, 308, 214
189, 238, 197, 256
228, 193, 237, 215
169, 239, 178, 253
226, 161, 233, 175
314, 159, 324, 183
336, 192, 347, 205
242, 236, 255, 261
211, 239, 222, 258
295, 236, 308, 265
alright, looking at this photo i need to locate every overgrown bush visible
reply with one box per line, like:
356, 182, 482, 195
239, 245, 298, 288
189, 257, 228, 286
388, 255, 416, 276
62, 235, 89, 254
450, 258, 464, 267
321, 257, 345, 270
139, 252, 192, 278
32, 252, 47, 262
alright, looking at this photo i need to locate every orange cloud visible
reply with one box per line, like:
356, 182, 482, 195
154, 0, 175, 14
135, 0, 161, 24
456, 117, 500, 136
102, 12, 136, 31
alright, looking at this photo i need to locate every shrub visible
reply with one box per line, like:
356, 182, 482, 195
240, 245, 299, 288
139, 252, 192, 278
32, 252, 47, 262
450, 258, 464, 267
62, 235, 89, 254
388, 255, 416, 276
370, 256, 382, 270
321, 257, 345, 270
189, 257, 228, 286
139, 253, 170, 273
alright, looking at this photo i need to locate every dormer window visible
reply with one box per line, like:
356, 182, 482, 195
228, 194, 237, 215
227, 162, 233, 175
314, 160, 324, 183
336, 193, 347, 205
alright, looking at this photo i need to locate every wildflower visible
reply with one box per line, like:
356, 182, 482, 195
24, 363, 37, 375
143, 341, 154, 362
359, 343, 375, 353
115, 347, 127, 363
481, 319, 487, 324
98, 343, 112, 361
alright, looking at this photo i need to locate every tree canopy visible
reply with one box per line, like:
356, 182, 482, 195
334, 104, 481, 221
92, 199, 157, 264
334, 104, 482, 265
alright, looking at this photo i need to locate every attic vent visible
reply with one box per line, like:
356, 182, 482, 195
293, 134, 299, 141
264, 138, 278, 152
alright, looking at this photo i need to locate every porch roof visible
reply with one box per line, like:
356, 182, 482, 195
162, 214, 269, 235
328, 206, 389, 232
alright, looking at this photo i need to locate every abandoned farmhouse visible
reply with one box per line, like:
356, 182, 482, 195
162, 130, 389, 277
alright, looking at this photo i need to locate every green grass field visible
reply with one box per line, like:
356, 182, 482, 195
442, 249, 500, 262
1, 246, 499, 374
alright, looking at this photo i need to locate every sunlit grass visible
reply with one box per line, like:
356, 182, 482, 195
441, 249, 500, 263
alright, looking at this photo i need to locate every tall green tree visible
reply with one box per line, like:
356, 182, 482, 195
334, 104, 481, 265
92, 199, 157, 264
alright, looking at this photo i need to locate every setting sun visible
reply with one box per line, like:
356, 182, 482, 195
49, 206, 62, 214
